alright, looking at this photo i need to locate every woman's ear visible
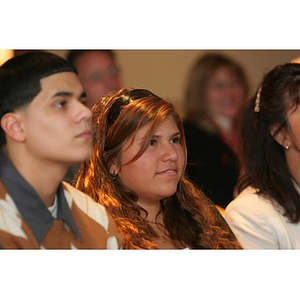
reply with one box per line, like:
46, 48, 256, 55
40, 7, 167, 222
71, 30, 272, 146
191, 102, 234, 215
0, 112, 26, 143
270, 124, 290, 148
109, 162, 120, 175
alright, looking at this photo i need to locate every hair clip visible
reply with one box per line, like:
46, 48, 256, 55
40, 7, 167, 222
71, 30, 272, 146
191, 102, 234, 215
107, 89, 158, 128
254, 86, 262, 113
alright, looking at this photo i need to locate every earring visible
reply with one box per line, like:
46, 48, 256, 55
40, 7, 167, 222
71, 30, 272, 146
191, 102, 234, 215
111, 170, 117, 180
285, 144, 290, 150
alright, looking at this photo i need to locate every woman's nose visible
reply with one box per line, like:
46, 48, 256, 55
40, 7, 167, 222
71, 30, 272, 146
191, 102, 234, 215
161, 143, 178, 161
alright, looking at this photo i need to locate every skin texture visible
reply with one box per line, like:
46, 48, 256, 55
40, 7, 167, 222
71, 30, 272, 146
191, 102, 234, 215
115, 116, 185, 217
16, 72, 92, 165
74, 51, 122, 109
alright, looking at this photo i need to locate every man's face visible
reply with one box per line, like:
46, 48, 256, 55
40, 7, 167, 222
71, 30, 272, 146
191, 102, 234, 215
18, 72, 93, 166
74, 51, 122, 108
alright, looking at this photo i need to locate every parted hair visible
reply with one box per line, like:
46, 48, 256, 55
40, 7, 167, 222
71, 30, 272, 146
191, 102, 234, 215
75, 87, 241, 249
237, 63, 300, 223
0, 51, 75, 147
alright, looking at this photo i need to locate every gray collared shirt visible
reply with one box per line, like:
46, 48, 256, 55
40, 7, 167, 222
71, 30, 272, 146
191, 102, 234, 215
0, 151, 81, 244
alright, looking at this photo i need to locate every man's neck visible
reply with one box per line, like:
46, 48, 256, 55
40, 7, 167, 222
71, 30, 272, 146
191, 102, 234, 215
5, 146, 67, 207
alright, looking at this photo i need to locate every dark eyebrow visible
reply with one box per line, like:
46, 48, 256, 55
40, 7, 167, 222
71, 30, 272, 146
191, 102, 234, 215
51, 91, 86, 99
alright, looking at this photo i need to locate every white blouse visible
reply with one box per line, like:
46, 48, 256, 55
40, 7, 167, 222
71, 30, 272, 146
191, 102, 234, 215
225, 185, 300, 249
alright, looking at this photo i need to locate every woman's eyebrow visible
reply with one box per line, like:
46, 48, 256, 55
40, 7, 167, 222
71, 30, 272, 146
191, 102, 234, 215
150, 131, 181, 139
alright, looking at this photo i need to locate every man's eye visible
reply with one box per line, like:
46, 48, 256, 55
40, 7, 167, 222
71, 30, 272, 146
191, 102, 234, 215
108, 66, 119, 77
56, 100, 67, 108
80, 98, 88, 106
89, 73, 103, 82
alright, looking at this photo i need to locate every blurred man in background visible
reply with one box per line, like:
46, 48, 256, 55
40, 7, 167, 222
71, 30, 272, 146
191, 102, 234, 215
67, 50, 122, 109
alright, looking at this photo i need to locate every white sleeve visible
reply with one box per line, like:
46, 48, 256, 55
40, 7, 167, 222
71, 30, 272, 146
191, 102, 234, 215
225, 192, 280, 249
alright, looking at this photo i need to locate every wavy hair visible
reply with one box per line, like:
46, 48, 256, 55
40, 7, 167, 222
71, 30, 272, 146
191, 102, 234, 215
75, 87, 241, 249
237, 63, 300, 223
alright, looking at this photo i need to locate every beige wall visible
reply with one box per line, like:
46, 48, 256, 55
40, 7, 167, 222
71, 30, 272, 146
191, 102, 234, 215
50, 49, 300, 112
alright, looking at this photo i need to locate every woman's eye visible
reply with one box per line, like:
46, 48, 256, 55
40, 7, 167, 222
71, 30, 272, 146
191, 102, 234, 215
171, 136, 181, 144
149, 139, 157, 146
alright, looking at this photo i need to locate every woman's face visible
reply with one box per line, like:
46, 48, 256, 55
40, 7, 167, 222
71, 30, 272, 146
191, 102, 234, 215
275, 103, 300, 181
116, 116, 185, 206
285, 104, 300, 151
204, 66, 246, 119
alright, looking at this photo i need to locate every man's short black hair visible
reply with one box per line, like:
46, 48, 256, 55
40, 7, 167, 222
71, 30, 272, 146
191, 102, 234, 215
0, 51, 76, 147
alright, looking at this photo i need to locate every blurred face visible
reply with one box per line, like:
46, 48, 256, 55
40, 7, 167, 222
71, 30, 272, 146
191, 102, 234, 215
74, 51, 122, 109
205, 66, 246, 119
18, 72, 93, 166
117, 116, 185, 206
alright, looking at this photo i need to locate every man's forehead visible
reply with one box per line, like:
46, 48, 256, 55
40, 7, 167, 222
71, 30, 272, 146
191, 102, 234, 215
34, 72, 84, 102
40, 71, 80, 88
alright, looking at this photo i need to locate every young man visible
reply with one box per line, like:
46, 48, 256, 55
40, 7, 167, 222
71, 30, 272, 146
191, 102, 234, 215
0, 51, 122, 249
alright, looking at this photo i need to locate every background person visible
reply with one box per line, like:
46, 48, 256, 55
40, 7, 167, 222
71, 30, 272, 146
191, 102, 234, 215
66, 50, 122, 109
225, 63, 300, 249
183, 53, 249, 209
65, 50, 123, 183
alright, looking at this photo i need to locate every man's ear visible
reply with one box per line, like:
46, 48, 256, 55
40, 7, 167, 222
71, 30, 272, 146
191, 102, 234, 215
0, 112, 26, 143
270, 124, 290, 147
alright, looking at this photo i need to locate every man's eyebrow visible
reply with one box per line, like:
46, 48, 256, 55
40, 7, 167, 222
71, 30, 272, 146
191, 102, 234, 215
51, 91, 86, 98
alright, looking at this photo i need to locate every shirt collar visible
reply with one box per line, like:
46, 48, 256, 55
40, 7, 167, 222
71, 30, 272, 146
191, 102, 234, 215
0, 151, 81, 244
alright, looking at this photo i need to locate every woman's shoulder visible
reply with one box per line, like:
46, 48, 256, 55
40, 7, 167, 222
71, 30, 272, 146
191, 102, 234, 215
225, 186, 278, 218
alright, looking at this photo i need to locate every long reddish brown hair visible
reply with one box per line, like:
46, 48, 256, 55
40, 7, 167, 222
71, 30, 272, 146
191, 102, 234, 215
75, 87, 241, 249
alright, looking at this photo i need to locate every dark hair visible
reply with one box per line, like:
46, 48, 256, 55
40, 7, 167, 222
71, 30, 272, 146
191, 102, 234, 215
66, 50, 116, 68
237, 63, 300, 222
75, 87, 241, 249
184, 52, 248, 125
0, 51, 76, 147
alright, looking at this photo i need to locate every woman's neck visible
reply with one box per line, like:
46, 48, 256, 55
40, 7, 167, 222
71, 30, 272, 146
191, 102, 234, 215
138, 200, 161, 223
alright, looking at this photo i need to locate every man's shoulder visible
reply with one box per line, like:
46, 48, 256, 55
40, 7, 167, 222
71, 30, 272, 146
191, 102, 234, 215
0, 192, 29, 243
62, 181, 122, 248
62, 181, 110, 229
